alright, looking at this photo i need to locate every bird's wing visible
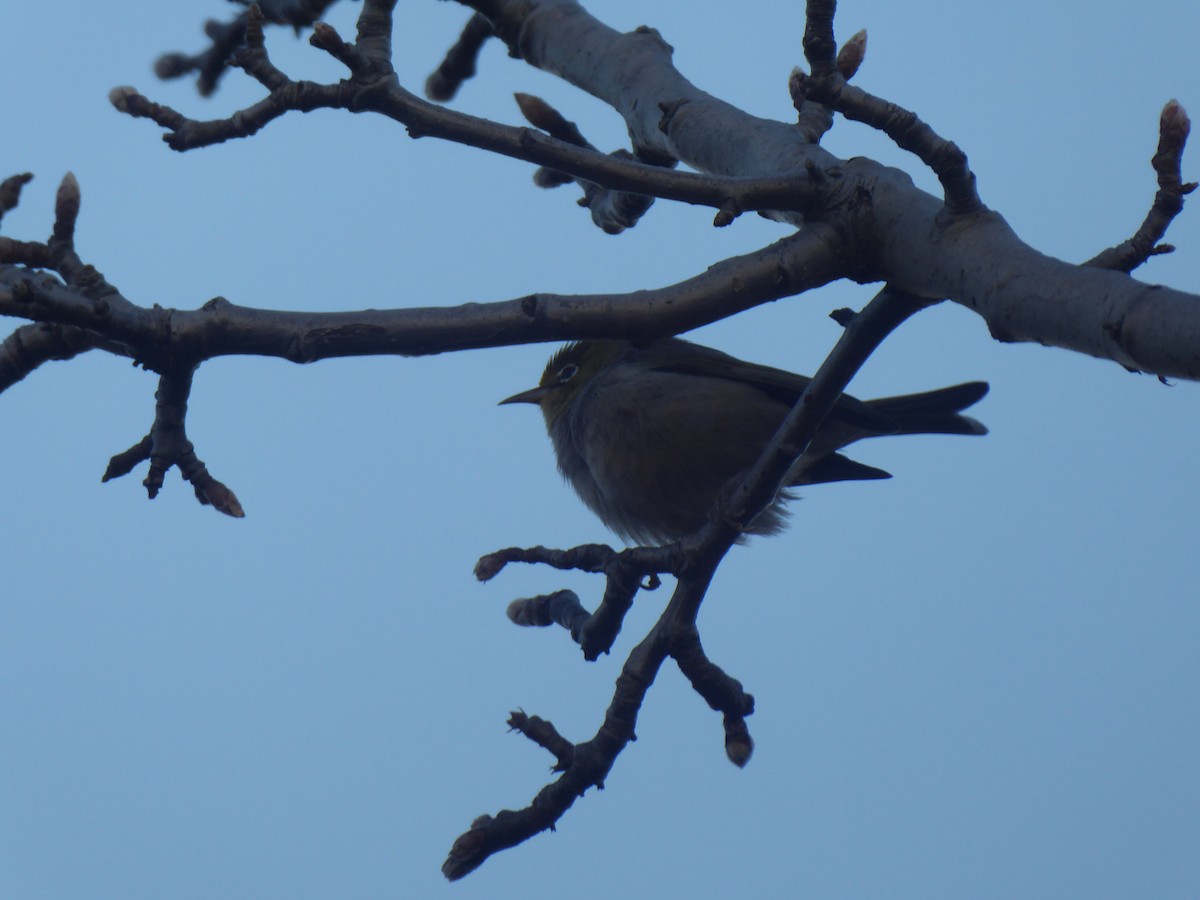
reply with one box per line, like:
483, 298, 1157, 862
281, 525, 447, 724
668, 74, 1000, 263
639, 339, 899, 435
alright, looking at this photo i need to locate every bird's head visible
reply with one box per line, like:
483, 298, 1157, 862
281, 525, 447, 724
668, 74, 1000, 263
499, 340, 626, 426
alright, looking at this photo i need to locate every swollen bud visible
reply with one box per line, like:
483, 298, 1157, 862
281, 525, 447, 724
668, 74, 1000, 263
53, 172, 81, 244
837, 29, 867, 79
108, 86, 138, 113
725, 733, 754, 768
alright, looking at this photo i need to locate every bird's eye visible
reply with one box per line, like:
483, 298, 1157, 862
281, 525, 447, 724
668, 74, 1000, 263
557, 363, 579, 384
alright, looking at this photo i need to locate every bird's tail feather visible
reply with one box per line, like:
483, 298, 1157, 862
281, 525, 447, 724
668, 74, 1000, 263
793, 452, 892, 485
867, 382, 989, 437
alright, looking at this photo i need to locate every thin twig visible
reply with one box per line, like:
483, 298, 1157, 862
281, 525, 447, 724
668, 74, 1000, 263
1086, 100, 1195, 272
426, 12, 496, 102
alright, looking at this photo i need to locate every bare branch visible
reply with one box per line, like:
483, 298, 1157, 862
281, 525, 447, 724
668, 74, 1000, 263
796, 3, 980, 211
829, 80, 982, 215
0, 323, 101, 391
514, 94, 666, 232
791, 29, 867, 145
480, 543, 677, 660
114, 57, 824, 219
233, 4, 291, 92
798, 9, 980, 215
722, 287, 934, 532
505, 590, 591, 639
1, 175, 139, 360
477, 543, 620, 580
354, 0, 399, 71
103, 368, 245, 518
0, 237, 54, 270
5, 0, 1192, 882
1087, 100, 1196, 272
119, 3, 404, 152
446, 284, 934, 875
442, 629, 662, 880
1, 227, 844, 367
153, 0, 341, 97
426, 13, 496, 102
0, 175, 840, 517
508, 710, 575, 771
309, 21, 371, 73
108, 87, 190, 137
0, 173, 34, 226
112, 1, 1198, 381
801, 0, 839, 75
101, 434, 154, 483
672, 626, 756, 766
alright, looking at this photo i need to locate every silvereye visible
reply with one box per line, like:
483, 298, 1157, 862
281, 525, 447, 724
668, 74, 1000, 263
501, 338, 988, 545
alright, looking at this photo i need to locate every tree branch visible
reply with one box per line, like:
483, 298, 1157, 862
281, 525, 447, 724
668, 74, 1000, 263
5, 0, 1194, 882
446, 284, 932, 877
426, 12, 496, 102
1086, 99, 1197, 272
101, 367, 245, 518
790, 28, 866, 144
514, 92, 670, 234
0, 173, 845, 512
1, 216, 844, 367
0, 172, 34, 224
0, 323, 101, 391
153, 0, 342, 96
106, 1, 1200, 377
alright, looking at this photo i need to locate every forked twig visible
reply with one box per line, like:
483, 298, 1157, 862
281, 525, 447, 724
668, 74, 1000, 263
446, 284, 935, 878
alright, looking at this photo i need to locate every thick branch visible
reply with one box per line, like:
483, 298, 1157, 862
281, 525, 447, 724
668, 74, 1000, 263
458, 0, 1198, 377
860, 193, 1200, 376
110, 1, 1200, 377
0, 228, 843, 371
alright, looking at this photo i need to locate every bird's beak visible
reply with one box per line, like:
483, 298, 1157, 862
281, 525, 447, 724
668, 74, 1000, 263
498, 385, 549, 406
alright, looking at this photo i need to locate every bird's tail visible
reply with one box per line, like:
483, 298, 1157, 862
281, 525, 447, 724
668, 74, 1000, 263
867, 382, 989, 437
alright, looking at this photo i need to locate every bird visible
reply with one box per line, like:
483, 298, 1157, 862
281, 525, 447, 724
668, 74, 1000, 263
501, 337, 988, 545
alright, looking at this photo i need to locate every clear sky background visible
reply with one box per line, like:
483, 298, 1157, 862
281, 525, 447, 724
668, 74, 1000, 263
2, 1, 1198, 898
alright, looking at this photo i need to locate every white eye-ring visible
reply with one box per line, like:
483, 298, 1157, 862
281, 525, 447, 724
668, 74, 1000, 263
557, 363, 579, 383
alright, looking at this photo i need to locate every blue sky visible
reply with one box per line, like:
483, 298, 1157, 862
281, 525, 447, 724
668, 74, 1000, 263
2, 1, 1198, 897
